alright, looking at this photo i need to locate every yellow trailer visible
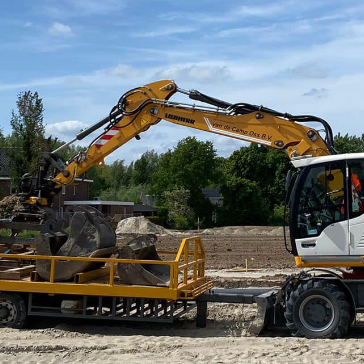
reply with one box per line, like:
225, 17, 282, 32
0, 237, 213, 328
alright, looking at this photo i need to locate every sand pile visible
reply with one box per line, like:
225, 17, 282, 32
115, 216, 170, 236
201, 226, 284, 236
115, 216, 285, 238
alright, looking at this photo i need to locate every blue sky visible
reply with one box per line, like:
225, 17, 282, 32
1, 0, 364, 164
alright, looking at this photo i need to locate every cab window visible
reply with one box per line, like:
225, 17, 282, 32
296, 162, 346, 239
348, 160, 364, 219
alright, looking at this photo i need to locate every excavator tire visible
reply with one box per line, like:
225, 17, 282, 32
285, 279, 351, 338
117, 234, 170, 286
35, 206, 117, 281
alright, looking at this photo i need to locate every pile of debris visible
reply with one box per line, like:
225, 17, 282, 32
115, 216, 170, 236
0, 195, 22, 218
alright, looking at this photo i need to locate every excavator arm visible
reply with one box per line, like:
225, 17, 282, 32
53, 79, 333, 187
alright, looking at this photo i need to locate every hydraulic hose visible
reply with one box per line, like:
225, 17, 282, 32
188, 90, 336, 155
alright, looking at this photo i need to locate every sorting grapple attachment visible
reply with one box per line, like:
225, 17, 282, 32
36, 206, 116, 281
117, 234, 170, 286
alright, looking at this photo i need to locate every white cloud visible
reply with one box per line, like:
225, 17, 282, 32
216, 19, 314, 41
302, 88, 329, 98
235, 3, 289, 18
214, 136, 247, 156
46, 120, 88, 140
217, 26, 274, 38
23, 21, 33, 27
159, 0, 302, 24
48, 22, 74, 37
133, 27, 195, 38
3, 11, 364, 163
287, 63, 329, 79
0, 65, 140, 92
105, 64, 140, 78
155, 65, 231, 83
40, 0, 126, 18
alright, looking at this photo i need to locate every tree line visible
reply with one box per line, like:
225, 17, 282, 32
1, 91, 364, 229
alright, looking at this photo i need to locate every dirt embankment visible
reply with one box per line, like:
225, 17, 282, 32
115, 217, 293, 270
156, 234, 294, 270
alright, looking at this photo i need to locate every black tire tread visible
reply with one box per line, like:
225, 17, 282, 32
284, 280, 351, 339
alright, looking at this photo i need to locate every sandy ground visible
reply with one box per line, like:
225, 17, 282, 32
2, 227, 364, 363
2, 310, 364, 363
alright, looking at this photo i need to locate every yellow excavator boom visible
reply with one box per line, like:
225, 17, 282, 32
53, 79, 332, 187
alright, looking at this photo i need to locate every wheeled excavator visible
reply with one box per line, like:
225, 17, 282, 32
1, 79, 364, 338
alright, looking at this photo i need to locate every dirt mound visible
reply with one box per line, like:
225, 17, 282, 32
201, 226, 284, 236
115, 216, 170, 236
156, 234, 294, 270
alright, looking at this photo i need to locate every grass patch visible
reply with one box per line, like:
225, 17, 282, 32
0, 229, 39, 238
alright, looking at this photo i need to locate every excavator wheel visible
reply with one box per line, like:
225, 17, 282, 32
117, 234, 170, 286
285, 279, 351, 338
35, 206, 117, 281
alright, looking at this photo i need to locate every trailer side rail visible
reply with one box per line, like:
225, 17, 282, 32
0, 236, 213, 300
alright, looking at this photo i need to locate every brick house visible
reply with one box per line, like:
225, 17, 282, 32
63, 200, 134, 217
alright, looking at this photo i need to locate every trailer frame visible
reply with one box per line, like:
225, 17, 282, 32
0, 236, 213, 328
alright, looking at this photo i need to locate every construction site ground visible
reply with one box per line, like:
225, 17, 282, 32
2, 226, 364, 363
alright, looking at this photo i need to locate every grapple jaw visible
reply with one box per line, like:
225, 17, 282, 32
117, 234, 170, 286
35, 206, 117, 281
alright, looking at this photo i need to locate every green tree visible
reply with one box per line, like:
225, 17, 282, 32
217, 144, 292, 225
164, 188, 193, 229
268, 203, 288, 225
334, 133, 364, 153
0, 129, 5, 147
133, 150, 160, 185
150, 137, 218, 224
47, 137, 85, 161
100, 184, 145, 203
102, 160, 133, 190
218, 176, 269, 225
8, 91, 46, 186
86, 165, 108, 199
223, 144, 291, 212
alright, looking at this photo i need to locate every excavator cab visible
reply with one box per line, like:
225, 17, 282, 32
289, 154, 364, 266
